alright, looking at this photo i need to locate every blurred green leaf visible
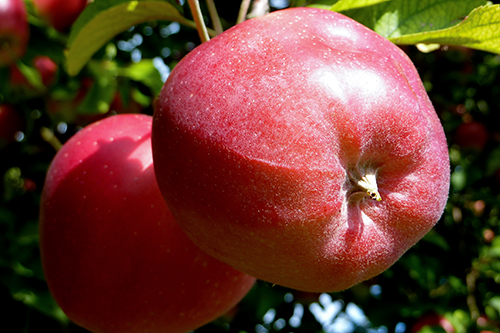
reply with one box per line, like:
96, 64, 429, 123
67, 0, 201, 76
117, 59, 164, 96
422, 230, 450, 251
488, 297, 500, 314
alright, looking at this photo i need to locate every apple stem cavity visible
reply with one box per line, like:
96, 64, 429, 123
357, 172, 382, 201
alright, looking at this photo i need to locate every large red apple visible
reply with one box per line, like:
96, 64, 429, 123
39, 114, 256, 333
0, 0, 29, 66
152, 8, 450, 292
32, 0, 88, 32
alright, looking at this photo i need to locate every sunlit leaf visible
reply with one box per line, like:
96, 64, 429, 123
390, 5, 500, 54
341, 0, 486, 35
330, 0, 389, 12
338, 0, 500, 53
66, 0, 203, 76
302, 0, 388, 10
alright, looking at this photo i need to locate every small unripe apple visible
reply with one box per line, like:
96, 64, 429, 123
39, 114, 256, 333
0, 0, 29, 67
32, 0, 88, 32
152, 8, 450, 292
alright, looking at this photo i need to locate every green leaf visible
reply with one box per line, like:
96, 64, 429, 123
301, 0, 388, 10
338, 0, 500, 53
422, 230, 450, 251
341, 0, 487, 36
330, 0, 389, 12
390, 5, 500, 54
66, 0, 199, 76
117, 59, 164, 96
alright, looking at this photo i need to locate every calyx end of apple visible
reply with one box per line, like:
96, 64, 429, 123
357, 173, 382, 201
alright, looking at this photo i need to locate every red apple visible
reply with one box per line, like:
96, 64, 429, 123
10, 55, 58, 90
33, 55, 58, 86
411, 312, 455, 333
39, 114, 256, 333
32, 0, 88, 32
152, 8, 450, 292
454, 120, 489, 151
0, 104, 24, 146
0, 0, 29, 66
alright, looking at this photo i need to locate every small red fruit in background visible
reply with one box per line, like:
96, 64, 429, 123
10, 55, 58, 89
39, 114, 256, 333
454, 120, 489, 151
0, 104, 24, 146
33, 55, 58, 86
411, 312, 455, 333
152, 7, 450, 292
32, 0, 88, 32
0, 0, 29, 66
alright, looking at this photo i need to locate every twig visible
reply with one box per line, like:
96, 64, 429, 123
40, 127, 62, 151
466, 266, 480, 322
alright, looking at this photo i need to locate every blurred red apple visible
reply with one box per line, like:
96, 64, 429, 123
39, 114, 256, 333
10, 55, 58, 90
411, 312, 455, 333
0, 0, 29, 66
454, 120, 489, 151
0, 104, 24, 146
152, 8, 450, 292
33, 55, 58, 86
32, 0, 88, 32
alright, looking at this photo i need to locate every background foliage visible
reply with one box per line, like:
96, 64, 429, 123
1, 0, 500, 332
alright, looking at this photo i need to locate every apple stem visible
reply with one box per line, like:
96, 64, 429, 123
187, 0, 210, 43
206, 0, 223, 35
357, 173, 382, 201
40, 127, 62, 151
237, 0, 252, 24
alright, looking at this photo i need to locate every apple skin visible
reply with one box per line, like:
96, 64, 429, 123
32, 0, 88, 32
39, 114, 256, 333
152, 8, 450, 292
0, 0, 29, 67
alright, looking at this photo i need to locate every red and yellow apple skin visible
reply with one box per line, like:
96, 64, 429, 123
152, 8, 450, 292
0, 0, 29, 67
39, 114, 256, 333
